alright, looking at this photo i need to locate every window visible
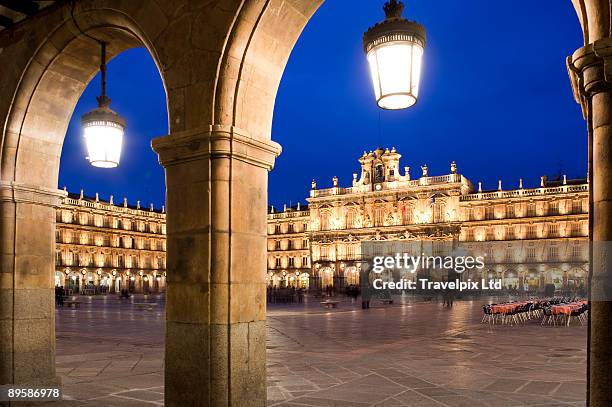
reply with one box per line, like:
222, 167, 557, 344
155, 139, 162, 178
464, 228, 474, 241
374, 207, 385, 227
275, 240, 281, 250
288, 257, 295, 267
275, 257, 281, 268
55, 251, 62, 266
486, 227, 495, 241
302, 239, 308, 249
507, 205, 514, 218
548, 246, 558, 261
526, 247, 536, 261
527, 225, 537, 239
288, 223, 294, 233
572, 245, 583, 260
485, 206, 494, 220
374, 164, 385, 183
527, 203, 536, 217
303, 222, 308, 231
433, 203, 445, 223
464, 208, 473, 221
548, 223, 559, 237
346, 245, 356, 260
321, 246, 329, 261
403, 206, 413, 224
302, 256, 309, 267
320, 213, 329, 230
275, 224, 281, 234
549, 201, 559, 215
287, 240, 293, 250
346, 210, 355, 229
572, 200, 583, 214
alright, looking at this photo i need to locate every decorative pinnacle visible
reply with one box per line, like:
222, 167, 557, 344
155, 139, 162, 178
383, 0, 404, 19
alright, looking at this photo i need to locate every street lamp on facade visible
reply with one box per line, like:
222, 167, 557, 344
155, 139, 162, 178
81, 42, 126, 168
364, 0, 426, 110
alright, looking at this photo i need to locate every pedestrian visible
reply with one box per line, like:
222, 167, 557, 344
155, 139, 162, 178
59, 286, 65, 307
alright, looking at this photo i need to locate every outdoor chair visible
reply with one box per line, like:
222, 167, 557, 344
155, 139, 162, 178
541, 306, 556, 326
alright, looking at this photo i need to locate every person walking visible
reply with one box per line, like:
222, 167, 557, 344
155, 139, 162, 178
59, 286, 65, 307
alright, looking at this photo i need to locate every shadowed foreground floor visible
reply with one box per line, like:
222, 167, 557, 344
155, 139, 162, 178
51, 295, 586, 406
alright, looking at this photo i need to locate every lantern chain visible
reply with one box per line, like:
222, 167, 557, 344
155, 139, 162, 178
70, 0, 109, 108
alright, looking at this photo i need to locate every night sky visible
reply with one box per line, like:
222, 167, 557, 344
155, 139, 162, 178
59, 0, 586, 210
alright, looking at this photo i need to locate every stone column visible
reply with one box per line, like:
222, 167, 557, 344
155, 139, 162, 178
153, 126, 280, 406
0, 182, 66, 386
569, 37, 612, 407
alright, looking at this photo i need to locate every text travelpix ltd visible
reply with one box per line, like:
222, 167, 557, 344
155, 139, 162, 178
370, 253, 502, 291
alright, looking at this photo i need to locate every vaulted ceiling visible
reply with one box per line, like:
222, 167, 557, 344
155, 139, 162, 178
0, 1, 56, 31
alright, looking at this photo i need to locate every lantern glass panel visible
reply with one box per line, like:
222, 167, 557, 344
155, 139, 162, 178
367, 40, 423, 110
83, 121, 124, 168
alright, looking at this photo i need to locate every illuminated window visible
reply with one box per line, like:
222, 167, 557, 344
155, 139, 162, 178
549, 201, 559, 215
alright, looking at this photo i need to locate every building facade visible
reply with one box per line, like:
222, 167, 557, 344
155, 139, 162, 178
55, 190, 167, 294
267, 147, 589, 292
55, 147, 588, 295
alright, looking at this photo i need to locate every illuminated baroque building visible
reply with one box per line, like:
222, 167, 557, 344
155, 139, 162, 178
267, 147, 588, 291
55, 190, 167, 294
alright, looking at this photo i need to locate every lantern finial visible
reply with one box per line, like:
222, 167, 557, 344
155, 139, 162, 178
383, 0, 404, 20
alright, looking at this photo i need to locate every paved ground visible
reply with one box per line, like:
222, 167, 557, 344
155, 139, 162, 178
49, 295, 586, 406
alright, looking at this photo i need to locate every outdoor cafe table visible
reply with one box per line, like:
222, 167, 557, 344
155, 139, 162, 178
551, 301, 587, 316
490, 302, 531, 314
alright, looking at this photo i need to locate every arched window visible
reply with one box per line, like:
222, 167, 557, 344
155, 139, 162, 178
374, 164, 385, 183
346, 210, 355, 229
402, 205, 413, 225
374, 207, 385, 226
320, 212, 330, 230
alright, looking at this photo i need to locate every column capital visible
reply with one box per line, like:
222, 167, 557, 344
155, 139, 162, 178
0, 181, 67, 207
151, 125, 282, 170
568, 37, 612, 116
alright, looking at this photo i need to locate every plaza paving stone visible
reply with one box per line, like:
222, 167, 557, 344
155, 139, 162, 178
47, 295, 586, 406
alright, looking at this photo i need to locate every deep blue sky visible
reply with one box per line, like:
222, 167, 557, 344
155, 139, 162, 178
60, 0, 586, 209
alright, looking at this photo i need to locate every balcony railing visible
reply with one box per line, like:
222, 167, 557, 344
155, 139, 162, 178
63, 197, 166, 219
310, 174, 466, 198
460, 184, 588, 202
269, 210, 310, 219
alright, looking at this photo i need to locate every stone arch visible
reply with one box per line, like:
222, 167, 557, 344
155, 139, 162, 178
3, 0, 612, 406
212, 1, 323, 140
1, 4, 169, 187
0, 0, 171, 390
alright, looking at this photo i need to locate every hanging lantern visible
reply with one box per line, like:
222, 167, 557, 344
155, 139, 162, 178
81, 42, 126, 168
363, 0, 426, 110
